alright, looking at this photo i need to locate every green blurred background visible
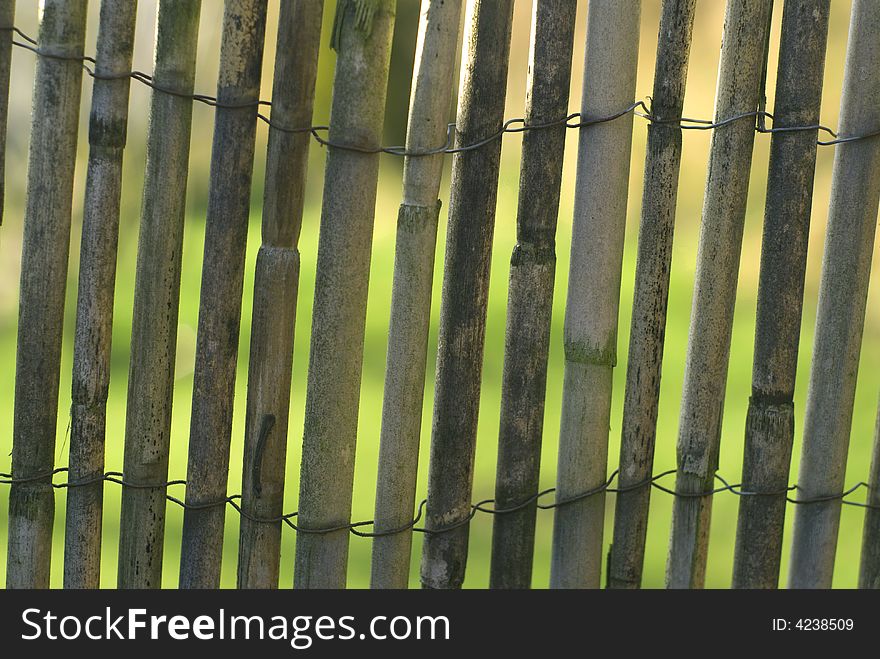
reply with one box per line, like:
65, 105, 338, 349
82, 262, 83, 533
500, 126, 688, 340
1, 0, 878, 588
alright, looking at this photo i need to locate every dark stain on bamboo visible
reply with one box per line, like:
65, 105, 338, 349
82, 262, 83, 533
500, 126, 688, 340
237, 0, 323, 590
65, 0, 139, 591
607, 0, 697, 591
732, 0, 830, 590
6, 0, 89, 590
180, 0, 269, 590
420, 0, 514, 590
294, 0, 396, 589
118, 0, 202, 589
489, 0, 576, 590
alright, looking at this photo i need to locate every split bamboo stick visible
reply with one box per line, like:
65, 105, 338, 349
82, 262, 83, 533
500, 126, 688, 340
859, 395, 880, 588
0, 0, 14, 228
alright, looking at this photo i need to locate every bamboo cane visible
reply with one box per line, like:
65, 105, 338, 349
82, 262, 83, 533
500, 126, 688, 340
732, 0, 830, 590
0, 0, 14, 228
237, 0, 323, 590
419, 0, 514, 591
65, 0, 139, 590
859, 395, 880, 588
371, 0, 463, 590
118, 0, 202, 589
179, 0, 269, 590
666, 0, 774, 589
788, 0, 880, 589
488, 0, 576, 590
6, 0, 89, 590
549, 0, 641, 590
607, 0, 697, 590
294, 0, 396, 589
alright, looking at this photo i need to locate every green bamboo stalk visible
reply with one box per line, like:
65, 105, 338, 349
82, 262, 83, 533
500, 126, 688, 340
6, 0, 89, 590
549, 0, 641, 590
65, 0, 139, 590
859, 394, 880, 588
179, 0, 269, 590
732, 0, 830, 590
0, 0, 14, 228
488, 0, 576, 590
788, 0, 880, 589
370, 0, 463, 590
666, 0, 774, 590
294, 0, 396, 589
419, 0, 514, 591
607, 0, 697, 590
118, 0, 202, 589
237, 0, 323, 590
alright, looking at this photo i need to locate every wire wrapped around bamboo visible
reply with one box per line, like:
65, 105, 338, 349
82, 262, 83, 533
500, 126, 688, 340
6, 0, 88, 590
65, 0, 139, 590
118, 0, 202, 589
489, 0, 576, 590
732, 0, 831, 590
180, 0, 269, 590
419, 0, 514, 590
371, 0, 463, 590
294, 0, 396, 589
550, 0, 641, 590
789, 0, 880, 589
666, 0, 774, 589
607, 0, 696, 590
237, 0, 323, 590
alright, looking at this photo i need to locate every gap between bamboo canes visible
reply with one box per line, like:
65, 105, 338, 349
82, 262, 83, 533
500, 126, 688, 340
6, 0, 89, 590
237, 0, 324, 591
118, 0, 202, 589
419, 0, 514, 590
666, 0, 774, 589
371, 0, 463, 590
488, 0, 576, 591
549, 0, 641, 590
65, 0, 139, 590
788, 0, 880, 589
294, 0, 396, 589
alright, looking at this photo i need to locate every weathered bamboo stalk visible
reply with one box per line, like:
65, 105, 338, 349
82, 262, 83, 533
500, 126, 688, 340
549, 0, 641, 590
607, 0, 697, 590
6, 0, 89, 590
732, 0, 830, 590
118, 0, 202, 589
65, 0, 139, 590
371, 0, 463, 590
788, 0, 880, 589
179, 0, 269, 590
294, 0, 396, 589
237, 0, 323, 590
859, 394, 880, 588
666, 0, 774, 590
0, 0, 14, 228
419, 0, 514, 591
488, 0, 576, 591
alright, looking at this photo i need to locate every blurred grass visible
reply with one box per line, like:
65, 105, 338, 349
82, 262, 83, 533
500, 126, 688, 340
1, 0, 879, 588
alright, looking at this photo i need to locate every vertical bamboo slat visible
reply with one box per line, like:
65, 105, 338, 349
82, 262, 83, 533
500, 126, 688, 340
550, 0, 641, 590
489, 0, 576, 590
666, 0, 774, 589
0, 0, 14, 228
294, 0, 396, 589
607, 0, 697, 590
788, 0, 880, 589
65, 0, 139, 590
118, 0, 202, 589
371, 0, 463, 590
859, 395, 880, 588
6, 0, 89, 590
237, 0, 323, 590
732, 0, 830, 590
420, 0, 514, 591
180, 0, 269, 590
